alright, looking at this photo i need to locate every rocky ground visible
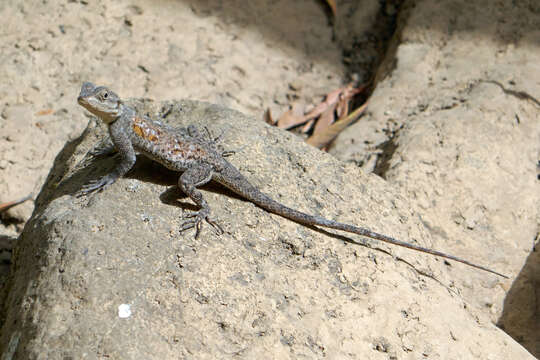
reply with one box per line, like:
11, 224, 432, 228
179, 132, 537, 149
0, 0, 538, 358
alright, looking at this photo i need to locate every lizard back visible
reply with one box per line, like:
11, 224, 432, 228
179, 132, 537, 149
125, 112, 215, 172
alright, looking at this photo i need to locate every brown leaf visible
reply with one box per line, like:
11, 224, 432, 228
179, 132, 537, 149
302, 87, 342, 122
336, 97, 349, 119
333, 83, 366, 121
277, 103, 306, 129
301, 119, 315, 133
325, 0, 337, 17
263, 108, 275, 125
306, 101, 368, 149
302, 83, 364, 133
345, 83, 365, 97
311, 102, 337, 136
36, 109, 53, 116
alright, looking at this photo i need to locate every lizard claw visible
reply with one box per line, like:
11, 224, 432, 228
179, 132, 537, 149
179, 210, 223, 238
77, 176, 116, 197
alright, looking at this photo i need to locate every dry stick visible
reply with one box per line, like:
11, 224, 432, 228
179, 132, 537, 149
0, 195, 32, 213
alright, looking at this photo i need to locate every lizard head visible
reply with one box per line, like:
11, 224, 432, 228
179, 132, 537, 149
77, 82, 122, 124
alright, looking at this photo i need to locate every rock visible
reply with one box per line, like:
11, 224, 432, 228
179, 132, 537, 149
0, 99, 531, 359
331, 1, 540, 352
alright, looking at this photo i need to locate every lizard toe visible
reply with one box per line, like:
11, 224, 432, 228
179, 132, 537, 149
178, 219, 197, 232
178, 210, 223, 238
77, 176, 115, 197
206, 217, 223, 235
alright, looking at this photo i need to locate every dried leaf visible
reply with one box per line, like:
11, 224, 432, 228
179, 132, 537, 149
306, 101, 368, 149
325, 0, 337, 17
301, 119, 315, 133
303, 83, 365, 133
336, 97, 349, 119
341, 83, 364, 102
277, 103, 306, 129
333, 83, 366, 121
303, 87, 342, 122
274, 82, 367, 137
263, 108, 274, 125
311, 102, 336, 136
36, 109, 53, 116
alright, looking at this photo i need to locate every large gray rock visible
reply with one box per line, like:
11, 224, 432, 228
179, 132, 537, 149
0, 99, 532, 358
331, 0, 540, 354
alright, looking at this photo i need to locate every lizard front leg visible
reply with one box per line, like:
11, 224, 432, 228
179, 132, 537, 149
88, 137, 117, 158
78, 120, 136, 196
178, 164, 223, 238
77, 136, 118, 170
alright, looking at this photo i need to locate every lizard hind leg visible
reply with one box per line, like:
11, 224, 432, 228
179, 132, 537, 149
177, 164, 223, 238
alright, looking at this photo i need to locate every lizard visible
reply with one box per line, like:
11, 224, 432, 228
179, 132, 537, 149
76, 82, 508, 278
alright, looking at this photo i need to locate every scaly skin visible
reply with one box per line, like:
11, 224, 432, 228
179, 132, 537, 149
77, 82, 508, 278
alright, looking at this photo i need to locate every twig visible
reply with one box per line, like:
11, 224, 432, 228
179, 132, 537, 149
0, 195, 32, 213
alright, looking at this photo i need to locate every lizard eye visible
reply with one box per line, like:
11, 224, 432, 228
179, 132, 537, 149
102, 92, 109, 99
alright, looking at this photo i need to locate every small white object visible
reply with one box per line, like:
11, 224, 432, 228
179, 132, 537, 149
118, 304, 132, 318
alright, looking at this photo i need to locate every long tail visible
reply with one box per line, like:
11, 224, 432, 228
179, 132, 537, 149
215, 164, 508, 278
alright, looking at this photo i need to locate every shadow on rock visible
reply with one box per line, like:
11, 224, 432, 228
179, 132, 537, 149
497, 242, 540, 357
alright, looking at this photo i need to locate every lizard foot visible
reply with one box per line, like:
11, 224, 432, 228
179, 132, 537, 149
77, 176, 116, 197
179, 210, 224, 238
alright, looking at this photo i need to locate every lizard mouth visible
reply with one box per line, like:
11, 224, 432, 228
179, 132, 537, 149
77, 96, 88, 106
